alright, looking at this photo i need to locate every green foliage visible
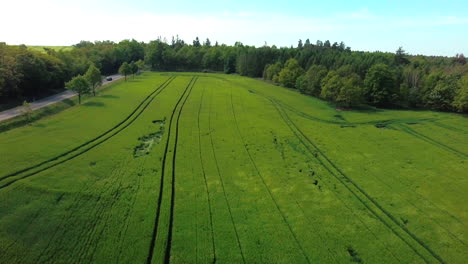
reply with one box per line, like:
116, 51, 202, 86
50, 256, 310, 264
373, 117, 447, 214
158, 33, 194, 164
85, 64, 102, 96
295, 74, 307, 92
145, 40, 165, 70
135, 59, 145, 72
277, 59, 304, 88
336, 74, 363, 107
299, 65, 328, 95
202, 47, 223, 71
320, 71, 342, 101
320, 67, 363, 107
129, 61, 139, 77
118, 62, 132, 81
263, 62, 282, 81
364, 63, 398, 106
395, 47, 410, 65
203, 38, 211, 47
65, 74, 90, 104
0, 39, 467, 113
453, 75, 468, 112
224, 52, 236, 74
426, 74, 459, 110
193, 37, 201, 47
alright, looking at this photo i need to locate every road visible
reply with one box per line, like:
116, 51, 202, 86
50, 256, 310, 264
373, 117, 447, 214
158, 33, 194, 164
0, 74, 123, 122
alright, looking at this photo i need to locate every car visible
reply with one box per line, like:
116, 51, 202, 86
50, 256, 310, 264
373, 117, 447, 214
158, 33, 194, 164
106, 77, 112, 81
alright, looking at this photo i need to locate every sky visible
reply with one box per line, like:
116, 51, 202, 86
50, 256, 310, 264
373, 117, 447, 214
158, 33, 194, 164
1, 0, 467, 56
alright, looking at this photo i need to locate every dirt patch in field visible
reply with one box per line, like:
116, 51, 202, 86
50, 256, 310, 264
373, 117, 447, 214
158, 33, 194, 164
133, 118, 166, 158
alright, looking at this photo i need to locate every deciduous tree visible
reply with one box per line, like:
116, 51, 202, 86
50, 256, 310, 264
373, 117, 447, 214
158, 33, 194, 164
299, 65, 327, 95
66, 75, 90, 104
320, 71, 342, 101
453, 75, 468, 112
277, 59, 304, 88
118, 62, 132, 81
364, 64, 397, 106
85, 64, 102, 96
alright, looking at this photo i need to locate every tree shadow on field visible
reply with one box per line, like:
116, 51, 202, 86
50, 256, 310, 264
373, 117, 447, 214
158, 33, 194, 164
83, 101, 105, 107
100, 95, 120, 99
62, 99, 76, 106
32, 123, 47, 128
339, 104, 384, 113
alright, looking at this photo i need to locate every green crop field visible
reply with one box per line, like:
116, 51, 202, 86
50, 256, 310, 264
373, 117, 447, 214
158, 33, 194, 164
0, 72, 466, 264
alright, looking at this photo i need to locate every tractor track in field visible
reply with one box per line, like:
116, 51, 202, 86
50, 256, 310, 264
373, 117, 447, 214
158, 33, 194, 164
35, 180, 96, 263
432, 121, 468, 134
396, 124, 467, 158
207, 87, 246, 264
229, 79, 401, 262
229, 89, 312, 264
240, 82, 467, 236
165, 77, 198, 263
197, 85, 217, 263
146, 77, 196, 264
225, 79, 446, 263
220, 76, 438, 127
266, 93, 468, 246
277, 99, 439, 127
35, 143, 144, 263
235, 89, 346, 263
116, 159, 145, 260
267, 98, 446, 264
50, 155, 128, 263
1, 202, 47, 261
26, 152, 124, 262
83, 159, 136, 263
0, 76, 176, 190
238, 87, 407, 263
278, 109, 404, 263
278, 98, 467, 229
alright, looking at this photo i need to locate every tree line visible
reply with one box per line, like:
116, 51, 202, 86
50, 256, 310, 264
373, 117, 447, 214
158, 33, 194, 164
0, 38, 466, 112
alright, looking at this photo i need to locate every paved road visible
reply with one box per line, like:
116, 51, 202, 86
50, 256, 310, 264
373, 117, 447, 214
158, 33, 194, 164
0, 74, 123, 122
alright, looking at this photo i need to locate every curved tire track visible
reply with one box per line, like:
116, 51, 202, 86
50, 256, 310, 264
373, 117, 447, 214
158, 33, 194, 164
269, 98, 446, 264
0, 76, 176, 189
224, 79, 445, 263
397, 124, 467, 158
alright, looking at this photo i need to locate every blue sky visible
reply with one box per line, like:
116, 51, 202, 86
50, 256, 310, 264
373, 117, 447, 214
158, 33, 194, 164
1, 0, 467, 56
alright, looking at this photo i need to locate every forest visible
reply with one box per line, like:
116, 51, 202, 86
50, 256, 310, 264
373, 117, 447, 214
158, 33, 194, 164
0, 37, 467, 112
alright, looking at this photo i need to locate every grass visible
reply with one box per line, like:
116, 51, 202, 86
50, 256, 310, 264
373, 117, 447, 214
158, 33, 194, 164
0, 76, 125, 133
0, 72, 466, 263
27, 45, 74, 53
0, 98, 78, 133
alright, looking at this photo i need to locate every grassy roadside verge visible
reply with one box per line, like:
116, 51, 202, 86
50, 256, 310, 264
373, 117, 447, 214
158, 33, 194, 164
0, 78, 125, 133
